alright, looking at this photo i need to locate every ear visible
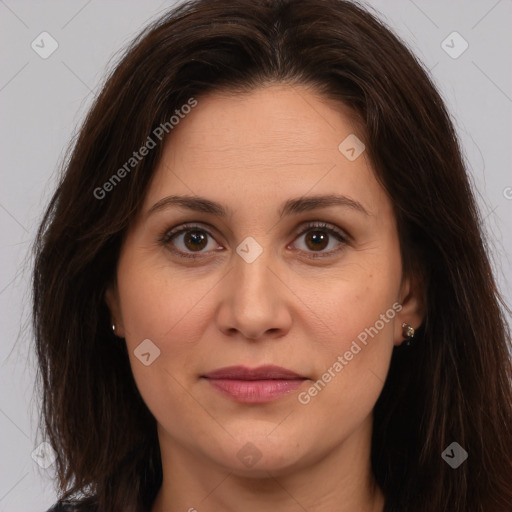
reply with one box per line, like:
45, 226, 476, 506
105, 282, 126, 338
394, 271, 425, 346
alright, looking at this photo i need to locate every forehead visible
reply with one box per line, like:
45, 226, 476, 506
141, 84, 390, 220
164, 84, 363, 162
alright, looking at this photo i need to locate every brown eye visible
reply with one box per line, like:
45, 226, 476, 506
292, 222, 348, 258
160, 221, 348, 260
304, 230, 329, 251
161, 224, 220, 259
182, 230, 209, 252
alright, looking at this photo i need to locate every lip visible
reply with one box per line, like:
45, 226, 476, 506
203, 365, 305, 380
201, 365, 307, 403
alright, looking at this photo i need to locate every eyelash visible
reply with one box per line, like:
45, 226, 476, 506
159, 221, 349, 260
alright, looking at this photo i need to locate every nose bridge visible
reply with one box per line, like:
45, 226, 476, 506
232, 234, 277, 303
216, 233, 291, 339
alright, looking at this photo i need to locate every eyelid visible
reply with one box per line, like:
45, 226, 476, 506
159, 221, 222, 245
294, 221, 350, 243
160, 220, 350, 259
289, 221, 349, 258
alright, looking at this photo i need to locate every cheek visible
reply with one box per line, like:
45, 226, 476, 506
325, 285, 397, 380
324, 251, 400, 348
116, 253, 216, 396
299, 292, 397, 437
117, 252, 204, 343
116, 263, 204, 422
307, 253, 400, 410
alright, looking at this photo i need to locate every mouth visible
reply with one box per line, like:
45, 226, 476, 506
201, 365, 308, 403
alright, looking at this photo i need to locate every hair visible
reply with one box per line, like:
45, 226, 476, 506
32, 0, 512, 511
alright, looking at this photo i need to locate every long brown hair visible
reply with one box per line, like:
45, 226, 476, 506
32, 1, 512, 510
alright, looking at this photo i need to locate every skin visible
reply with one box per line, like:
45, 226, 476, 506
106, 83, 424, 512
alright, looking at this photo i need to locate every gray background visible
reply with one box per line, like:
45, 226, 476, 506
1, 0, 511, 510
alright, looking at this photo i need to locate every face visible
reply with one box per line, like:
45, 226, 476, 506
106, 84, 423, 477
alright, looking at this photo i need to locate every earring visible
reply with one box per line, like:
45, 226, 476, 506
112, 323, 116, 333
402, 322, 415, 346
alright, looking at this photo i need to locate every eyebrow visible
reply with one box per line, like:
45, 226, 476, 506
146, 193, 370, 219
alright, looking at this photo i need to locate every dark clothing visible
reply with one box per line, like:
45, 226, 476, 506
45, 500, 98, 512
46, 504, 78, 512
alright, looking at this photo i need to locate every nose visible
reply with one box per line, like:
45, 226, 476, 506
215, 243, 293, 341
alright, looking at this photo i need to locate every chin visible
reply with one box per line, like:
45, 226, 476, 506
213, 433, 308, 477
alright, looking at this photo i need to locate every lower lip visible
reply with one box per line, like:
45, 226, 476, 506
204, 378, 306, 403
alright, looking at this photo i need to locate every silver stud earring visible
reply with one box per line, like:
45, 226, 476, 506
402, 322, 415, 346
112, 323, 116, 333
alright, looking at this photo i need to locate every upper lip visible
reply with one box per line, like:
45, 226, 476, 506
202, 365, 306, 380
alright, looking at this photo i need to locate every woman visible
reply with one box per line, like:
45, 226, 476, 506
33, 0, 512, 511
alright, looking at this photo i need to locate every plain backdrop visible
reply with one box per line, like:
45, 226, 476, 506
1, 1, 511, 510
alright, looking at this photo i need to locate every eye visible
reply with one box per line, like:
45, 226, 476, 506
159, 221, 348, 260
159, 223, 221, 259
290, 221, 348, 258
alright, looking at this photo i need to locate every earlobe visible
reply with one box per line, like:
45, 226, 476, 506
105, 285, 125, 338
394, 273, 425, 346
